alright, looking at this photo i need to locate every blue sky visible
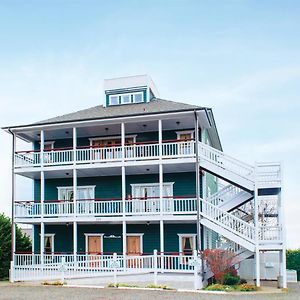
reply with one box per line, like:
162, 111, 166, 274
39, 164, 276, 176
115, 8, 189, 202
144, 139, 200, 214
0, 0, 299, 248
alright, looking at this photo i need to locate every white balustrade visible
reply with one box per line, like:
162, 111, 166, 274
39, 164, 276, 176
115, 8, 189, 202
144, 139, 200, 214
12, 253, 195, 281
259, 225, 282, 241
201, 199, 255, 242
198, 142, 255, 180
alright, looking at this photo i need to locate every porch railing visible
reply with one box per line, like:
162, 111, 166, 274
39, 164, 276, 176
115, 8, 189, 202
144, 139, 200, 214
14, 140, 196, 168
14, 197, 197, 218
12, 252, 195, 282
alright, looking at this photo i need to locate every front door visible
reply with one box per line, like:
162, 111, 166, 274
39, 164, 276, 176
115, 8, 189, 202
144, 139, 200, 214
127, 235, 141, 268
87, 235, 101, 267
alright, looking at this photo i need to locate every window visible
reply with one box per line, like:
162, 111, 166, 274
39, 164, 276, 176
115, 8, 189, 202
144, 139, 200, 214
178, 234, 196, 255
58, 186, 95, 200
121, 94, 131, 104
133, 92, 143, 103
44, 234, 54, 254
109, 95, 119, 105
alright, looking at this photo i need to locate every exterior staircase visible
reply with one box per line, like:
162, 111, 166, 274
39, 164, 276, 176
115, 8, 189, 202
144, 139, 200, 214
197, 141, 283, 281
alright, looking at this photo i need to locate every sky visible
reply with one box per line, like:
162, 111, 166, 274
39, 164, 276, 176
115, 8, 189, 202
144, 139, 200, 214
0, 0, 299, 248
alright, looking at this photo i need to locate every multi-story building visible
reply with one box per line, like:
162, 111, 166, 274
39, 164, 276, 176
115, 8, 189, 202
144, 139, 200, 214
4, 75, 286, 287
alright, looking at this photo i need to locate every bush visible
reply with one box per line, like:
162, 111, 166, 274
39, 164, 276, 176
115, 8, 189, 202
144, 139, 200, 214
237, 284, 257, 292
205, 284, 235, 292
240, 278, 247, 284
223, 273, 240, 285
286, 249, 300, 281
146, 284, 173, 290
0, 214, 32, 279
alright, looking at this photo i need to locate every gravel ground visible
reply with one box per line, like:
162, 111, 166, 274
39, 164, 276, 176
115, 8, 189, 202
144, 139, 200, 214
0, 281, 298, 300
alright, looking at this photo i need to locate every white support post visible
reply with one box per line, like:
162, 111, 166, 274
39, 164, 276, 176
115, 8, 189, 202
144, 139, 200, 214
73, 127, 77, 163
122, 220, 127, 269
122, 166, 126, 216
193, 249, 202, 290
73, 169, 77, 215
158, 119, 163, 214
113, 252, 118, 286
280, 250, 287, 289
160, 220, 164, 273
153, 249, 158, 285
73, 221, 77, 257
11, 133, 16, 266
40, 222, 45, 265
32, 225, 35, 254
121, 122, 125, 162
254, 163, 260, 287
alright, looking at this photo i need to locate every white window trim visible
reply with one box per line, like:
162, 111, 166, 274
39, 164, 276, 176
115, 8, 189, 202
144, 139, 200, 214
126, 233, 144, 254
89, 135, 137, 146
178, 233, 196, 254
40, 233, 55, 254
109, 95, 120, 106
130, 182, 174, 197
57, 185, 96, 200
84, 233, 104, 254
109, 91, 144, 106
175, 130, 194, 140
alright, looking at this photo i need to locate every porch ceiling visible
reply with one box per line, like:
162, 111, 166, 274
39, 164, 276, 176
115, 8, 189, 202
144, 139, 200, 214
12, 110, 210, 142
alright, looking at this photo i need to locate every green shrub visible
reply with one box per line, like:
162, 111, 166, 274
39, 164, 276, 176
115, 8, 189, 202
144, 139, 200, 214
108, 283, 139, 288
286, 249, 300, 281
205, 284, 235, 292
146, 284, 173, 290
237, 284, 257, 292
223, 273, 240, 285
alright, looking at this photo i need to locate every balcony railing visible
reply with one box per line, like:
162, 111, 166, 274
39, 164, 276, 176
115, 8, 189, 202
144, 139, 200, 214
14, 197, 197, 219
14, 140, 195, 168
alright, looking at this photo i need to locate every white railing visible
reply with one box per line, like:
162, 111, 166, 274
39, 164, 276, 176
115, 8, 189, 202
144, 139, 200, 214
14, 141, 197, 168
255, 162, 281, 187
12, 252, 195, 282
14, 198, 197, 219
259, 226, 282, 242
201, 199, 255, 242
15, 151, 40, 167
198, 142, 255, 181
207, 184, 242, 206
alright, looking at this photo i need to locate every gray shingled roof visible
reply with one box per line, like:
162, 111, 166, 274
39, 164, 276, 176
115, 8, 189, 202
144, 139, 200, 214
34, 98, 204, 126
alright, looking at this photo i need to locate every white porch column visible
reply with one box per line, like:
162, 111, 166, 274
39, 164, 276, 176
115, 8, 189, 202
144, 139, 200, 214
40, 222, 45, 264
73, 221, 77, 257
73, 127, 77, 216
158, 119, 163, 214
195, 115, 201, 253
254, 166, 260, 287
160, 220, 164, 271
121, 122, 125, 161
11, 133, 16, 261
280, 250, 287, 288
122, 220, 127, 257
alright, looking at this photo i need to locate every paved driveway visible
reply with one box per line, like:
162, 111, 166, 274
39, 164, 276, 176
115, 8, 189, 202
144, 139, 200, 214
0, 282, 299, 300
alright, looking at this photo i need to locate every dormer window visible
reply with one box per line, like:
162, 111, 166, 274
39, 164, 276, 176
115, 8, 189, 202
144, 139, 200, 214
109, 92, 144, 106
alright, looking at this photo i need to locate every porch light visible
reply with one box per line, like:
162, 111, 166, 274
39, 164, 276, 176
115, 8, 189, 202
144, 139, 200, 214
176, 121, 180, 126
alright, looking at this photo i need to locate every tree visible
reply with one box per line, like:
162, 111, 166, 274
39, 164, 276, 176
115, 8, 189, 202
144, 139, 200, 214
0, 214, 31, 279
203, 249, 237, 284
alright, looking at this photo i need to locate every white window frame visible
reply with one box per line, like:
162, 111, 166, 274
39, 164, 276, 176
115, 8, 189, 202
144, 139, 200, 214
175, 130, 194, 140
178, 234, 196, 254
109, 95, 120, 106
130, 182, 174, 197
57, 185, 96, 200
132, 92, 144, 103
120, 93, 132, 104
126, 233, 144, 254
84, 233, 104, 254
42, 233, 55, 254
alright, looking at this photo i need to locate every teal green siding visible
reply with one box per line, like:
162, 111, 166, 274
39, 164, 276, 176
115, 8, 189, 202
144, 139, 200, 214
34, 172, 196, 201
34, 223, 196, 254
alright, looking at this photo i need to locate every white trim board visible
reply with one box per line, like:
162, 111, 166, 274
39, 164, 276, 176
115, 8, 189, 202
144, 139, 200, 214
84, 233, 104, 254
126, 233, 144, 254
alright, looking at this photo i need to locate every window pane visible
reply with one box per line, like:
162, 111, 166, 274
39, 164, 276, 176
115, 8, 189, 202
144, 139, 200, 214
109, 95, 119, 105
134, 93, 143, 103
122, 94, 131, 104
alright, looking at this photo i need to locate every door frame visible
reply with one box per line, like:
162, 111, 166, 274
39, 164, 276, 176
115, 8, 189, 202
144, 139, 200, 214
84, 233, 104, 254
89, 135, 137, 146
126, 233, 144, 254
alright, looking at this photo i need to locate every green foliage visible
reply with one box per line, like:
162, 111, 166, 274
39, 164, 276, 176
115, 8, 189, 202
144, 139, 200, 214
108, 283, 139, 288
237, 284, 257, 292
223, 273, 240, 285
146, 284, 173, 290
286, 249, 300, 281
0, 214, 32, 279
204, 284, 235, 292
42, 281, 63, 286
